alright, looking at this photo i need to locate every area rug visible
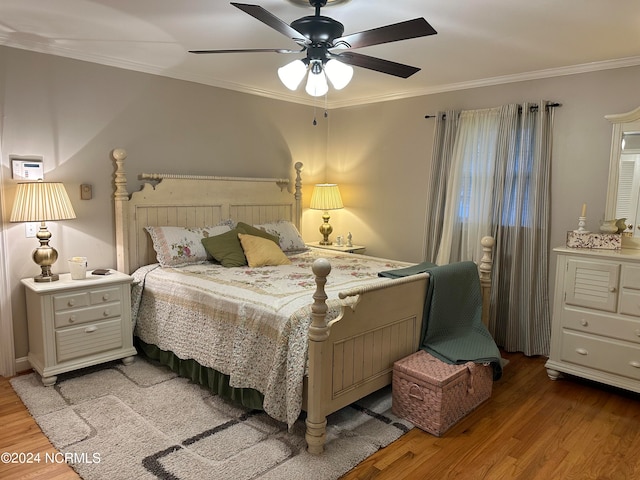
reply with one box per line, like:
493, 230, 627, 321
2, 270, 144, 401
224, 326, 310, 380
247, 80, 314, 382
10, 357, 413, 480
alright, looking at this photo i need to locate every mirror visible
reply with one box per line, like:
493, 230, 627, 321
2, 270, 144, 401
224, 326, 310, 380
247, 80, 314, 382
605, 106, 640, 248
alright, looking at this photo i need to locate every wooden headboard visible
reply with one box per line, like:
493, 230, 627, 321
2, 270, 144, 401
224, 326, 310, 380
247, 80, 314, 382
111, 148, 303, 274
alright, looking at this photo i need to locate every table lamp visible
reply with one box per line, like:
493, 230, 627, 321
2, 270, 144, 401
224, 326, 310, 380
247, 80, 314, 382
310, 183, 343, 245
10, 181, 76, 282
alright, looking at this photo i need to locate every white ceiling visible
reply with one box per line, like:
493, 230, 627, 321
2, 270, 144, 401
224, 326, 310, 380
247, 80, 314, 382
1, 0, 639, 108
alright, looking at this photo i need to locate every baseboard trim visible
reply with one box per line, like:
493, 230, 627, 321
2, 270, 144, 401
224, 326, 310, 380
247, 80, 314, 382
15, 356, 31, 374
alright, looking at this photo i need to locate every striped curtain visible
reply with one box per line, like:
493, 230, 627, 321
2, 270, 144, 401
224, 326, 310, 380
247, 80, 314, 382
425, 101, 554, 356
423, 110, 460, 262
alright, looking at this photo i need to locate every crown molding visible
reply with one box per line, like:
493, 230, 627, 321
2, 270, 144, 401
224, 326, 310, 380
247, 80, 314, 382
2, 37, 639, 110
327, 55, 640, 109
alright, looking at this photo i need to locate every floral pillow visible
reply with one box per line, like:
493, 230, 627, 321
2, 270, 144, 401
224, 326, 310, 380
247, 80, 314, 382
253, 220, 308, 253
145, 225, 231, 267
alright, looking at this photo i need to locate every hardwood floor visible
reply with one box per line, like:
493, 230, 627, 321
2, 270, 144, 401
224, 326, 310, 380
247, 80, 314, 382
1, 351, 639, 479
342, 351, 640, 480
0, 375, 78, 480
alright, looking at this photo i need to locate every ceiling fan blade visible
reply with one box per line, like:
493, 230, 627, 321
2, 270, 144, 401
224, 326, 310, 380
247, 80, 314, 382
332, 51, 421, 78
334, 18, 436, 50
189, 47, 303, 54
230, 2, 309, 45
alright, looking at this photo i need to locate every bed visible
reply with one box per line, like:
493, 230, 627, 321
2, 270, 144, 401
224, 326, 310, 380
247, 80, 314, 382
111, 147, 495, 454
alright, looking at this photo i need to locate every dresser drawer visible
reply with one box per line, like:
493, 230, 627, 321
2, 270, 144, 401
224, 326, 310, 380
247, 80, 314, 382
562, 307, 640, 343
55, 318, 123, 363
54, 302, 122, 328
620, 290, 640, 318
622, 265, 640, 290
560, 330, 640, 381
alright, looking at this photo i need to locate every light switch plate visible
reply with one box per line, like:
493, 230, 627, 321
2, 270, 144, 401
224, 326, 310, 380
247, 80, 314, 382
25, 222, 38, 238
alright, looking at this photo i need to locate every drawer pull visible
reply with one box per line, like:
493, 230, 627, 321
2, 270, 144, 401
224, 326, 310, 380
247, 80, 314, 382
68, 299, 76, 307
630, 361, 640, 369
636, 329, 640, 338
103, 309, 111, 317
580, 319, 588, 327
102, 293, 110, 301
68, 315, 76, 324
576, 348, 589, 356
84, 326, 97, 333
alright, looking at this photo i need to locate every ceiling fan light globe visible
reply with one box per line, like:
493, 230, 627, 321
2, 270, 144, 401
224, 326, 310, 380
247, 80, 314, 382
305, 70, 328, 97
324, 59, 353, 90
278, 59, 308, 90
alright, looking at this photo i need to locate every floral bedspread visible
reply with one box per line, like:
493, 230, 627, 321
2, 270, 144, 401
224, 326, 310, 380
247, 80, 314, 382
131, 248, 411, 427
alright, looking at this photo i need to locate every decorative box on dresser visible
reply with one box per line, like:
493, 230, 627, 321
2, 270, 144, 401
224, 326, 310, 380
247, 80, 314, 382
545, 246, 640, 392
22, 270, 136, 386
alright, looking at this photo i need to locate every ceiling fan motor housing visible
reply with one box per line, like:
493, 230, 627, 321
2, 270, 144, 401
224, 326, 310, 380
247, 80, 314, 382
290, 15, 344, 46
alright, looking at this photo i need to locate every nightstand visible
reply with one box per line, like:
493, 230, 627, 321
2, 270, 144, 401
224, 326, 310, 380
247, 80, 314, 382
22, 270, 136, 386
307, 241, 366, 254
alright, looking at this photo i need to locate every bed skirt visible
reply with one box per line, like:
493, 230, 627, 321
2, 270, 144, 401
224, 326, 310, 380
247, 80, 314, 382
135, 337, 265, 411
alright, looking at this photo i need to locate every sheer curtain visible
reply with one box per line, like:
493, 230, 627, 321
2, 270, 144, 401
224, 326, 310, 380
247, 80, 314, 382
436, 108, 501, 265
425, 101, 554, 356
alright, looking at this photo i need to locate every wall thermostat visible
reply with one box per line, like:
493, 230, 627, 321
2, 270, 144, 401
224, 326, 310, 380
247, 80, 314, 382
11, 156, 44, 180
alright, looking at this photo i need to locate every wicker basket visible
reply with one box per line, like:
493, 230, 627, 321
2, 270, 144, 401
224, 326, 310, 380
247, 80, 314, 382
392, 350, 492, 436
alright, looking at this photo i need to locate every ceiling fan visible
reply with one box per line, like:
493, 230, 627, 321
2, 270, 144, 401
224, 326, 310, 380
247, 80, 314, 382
189, 1, 437, 96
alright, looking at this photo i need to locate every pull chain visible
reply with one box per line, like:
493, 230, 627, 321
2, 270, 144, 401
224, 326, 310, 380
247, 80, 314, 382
324, 92, 328, 119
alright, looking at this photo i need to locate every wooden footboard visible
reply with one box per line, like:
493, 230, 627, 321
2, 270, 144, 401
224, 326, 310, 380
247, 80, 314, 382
304, 238, 494, 454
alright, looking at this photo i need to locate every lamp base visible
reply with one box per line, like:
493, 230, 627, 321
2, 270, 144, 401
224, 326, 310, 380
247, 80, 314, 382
32, 224, 60, 282
319, 211, 333, 245
34, 272, 59, 283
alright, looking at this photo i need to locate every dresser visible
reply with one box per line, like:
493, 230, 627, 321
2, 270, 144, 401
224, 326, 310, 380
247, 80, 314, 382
22, 270, 136, 386
546, 247, 640, 392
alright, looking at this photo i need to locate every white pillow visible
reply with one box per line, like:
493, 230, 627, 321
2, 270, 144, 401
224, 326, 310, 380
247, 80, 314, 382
253, 220, 308, 253
145, 225, 231, 267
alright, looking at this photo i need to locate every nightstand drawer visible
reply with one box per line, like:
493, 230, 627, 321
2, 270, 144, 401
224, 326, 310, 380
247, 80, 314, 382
53, 291, 90, 311
55, 318, 123, 363
54, 302, 122, 328
89, 287, 122, 305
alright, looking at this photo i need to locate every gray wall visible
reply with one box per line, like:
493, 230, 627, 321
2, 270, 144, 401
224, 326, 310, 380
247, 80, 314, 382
326, 67, 640, 264
2, 44, 640, 361
0, 46, 328, 359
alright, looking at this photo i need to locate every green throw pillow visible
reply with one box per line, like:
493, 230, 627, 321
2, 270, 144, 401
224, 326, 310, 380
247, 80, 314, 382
236, 222, 280, 244
201, 229, 247, 267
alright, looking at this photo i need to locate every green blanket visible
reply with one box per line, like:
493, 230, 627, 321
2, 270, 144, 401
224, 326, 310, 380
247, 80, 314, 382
380, 261, 502, 380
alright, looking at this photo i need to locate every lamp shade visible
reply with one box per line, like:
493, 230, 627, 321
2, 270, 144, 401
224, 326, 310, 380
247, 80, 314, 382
10, 182, 76, 222
305, 69, 329, 97
310, 184, 344, 211
277, 59, 308, 90
324, 59, 353, 90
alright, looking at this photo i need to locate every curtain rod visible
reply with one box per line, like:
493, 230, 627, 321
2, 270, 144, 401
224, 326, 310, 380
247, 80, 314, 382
424, 102, 561, 119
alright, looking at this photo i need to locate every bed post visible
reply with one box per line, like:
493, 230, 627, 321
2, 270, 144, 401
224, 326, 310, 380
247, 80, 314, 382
294, 162, 303, 231
306, 258, 331, 454
112, 148, 130, 274
479, 236, 495, 327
